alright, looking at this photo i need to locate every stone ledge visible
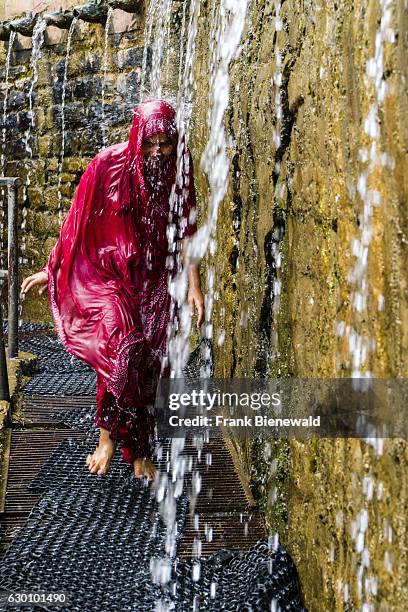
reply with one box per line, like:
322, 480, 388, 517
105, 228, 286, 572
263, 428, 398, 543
0, 350, 37, 431
0, 350, 37, 513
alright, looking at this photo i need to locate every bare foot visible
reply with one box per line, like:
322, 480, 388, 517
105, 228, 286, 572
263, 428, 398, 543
133, 458, 156, 481
86, 428, 116, 476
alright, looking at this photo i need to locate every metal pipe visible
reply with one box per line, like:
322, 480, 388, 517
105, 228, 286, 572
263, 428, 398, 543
0, 295, 10, 401
44, 10, 75, 29
108, 0, 143, 13
9, 13, 38, 36
73, 1, 109, 24
0, 22, 11, 41
1, 178, 22, 359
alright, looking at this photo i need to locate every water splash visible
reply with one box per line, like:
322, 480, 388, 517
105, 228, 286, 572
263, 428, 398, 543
101, 7, 114, 148
57, 17, 78, 223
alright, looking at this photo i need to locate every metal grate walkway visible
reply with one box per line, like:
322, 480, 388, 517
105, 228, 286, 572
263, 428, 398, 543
0, 325, 305, 610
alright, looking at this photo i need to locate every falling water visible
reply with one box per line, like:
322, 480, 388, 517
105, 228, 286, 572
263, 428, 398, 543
264, 0, 284, 375
150, 1, 203, 596
1, 31, 16, 177
23, 17, 47, 194
19, 17, 47, 325
336, 2, 395, 609
140, 0, 157, 100
0, 31, 16, 271
150, 0, 249, 600
166, 0, 202, 377
176, 0, 188, 97
272, 2, 283, 152
101, 7, 114, 149
148, 0, 172, 98
197, 0, 249, 262
337, 0, 395, 381
57, 17, 78, 222
179, 0, 250, 372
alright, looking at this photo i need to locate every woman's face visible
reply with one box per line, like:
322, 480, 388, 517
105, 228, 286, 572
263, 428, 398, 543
142, 132, 174, 163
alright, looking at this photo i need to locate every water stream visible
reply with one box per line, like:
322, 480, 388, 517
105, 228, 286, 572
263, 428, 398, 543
336, 1, 395, 607
101, 7, 114, 149
1, 31, 16, 178
57, 17, 78, 222
19, 17, 47, 324
0, 30, 16, 271
140, 0, 157, 101
149, 0, 172, 99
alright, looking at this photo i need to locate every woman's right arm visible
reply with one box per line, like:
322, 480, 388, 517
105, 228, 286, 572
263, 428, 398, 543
21, 269, 48, 295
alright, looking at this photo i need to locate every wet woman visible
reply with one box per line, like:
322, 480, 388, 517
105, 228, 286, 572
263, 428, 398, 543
21, 99, 204, 481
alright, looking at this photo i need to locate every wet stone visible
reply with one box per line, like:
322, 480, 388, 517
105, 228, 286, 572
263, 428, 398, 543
27, 188, 43, 209
63, 131, 81, 157
116, 46, 144, 69
73, 78, 102, 100
17, 110, 31, 132
38, 135, 52, 158
60, 172, 76, 184
125, 71, 140, 100
82, 52, 102, 75
5, 137, 25, 160
101, 104, 124, 127
54, 58, 66, 80
4, 113, 18, 130
54, 102, 86, 129
52, 81, 73, 105
8, 90, 26, 111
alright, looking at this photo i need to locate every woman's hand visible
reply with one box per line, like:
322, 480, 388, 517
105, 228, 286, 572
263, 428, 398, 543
188, 286, 205, 328
21, 270, 48, 295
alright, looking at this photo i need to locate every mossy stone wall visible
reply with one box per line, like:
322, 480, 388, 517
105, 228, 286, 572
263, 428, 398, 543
0, 9, 146, 320
189, 0, 408, 609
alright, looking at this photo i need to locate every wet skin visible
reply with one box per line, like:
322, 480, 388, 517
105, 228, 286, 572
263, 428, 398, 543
85, 427, 157, 480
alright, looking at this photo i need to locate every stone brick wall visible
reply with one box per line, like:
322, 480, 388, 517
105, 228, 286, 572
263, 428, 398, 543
0, 6, 146, 319
188, 1, 408, 609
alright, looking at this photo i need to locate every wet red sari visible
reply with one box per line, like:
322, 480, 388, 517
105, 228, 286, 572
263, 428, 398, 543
46, 100, 197, 462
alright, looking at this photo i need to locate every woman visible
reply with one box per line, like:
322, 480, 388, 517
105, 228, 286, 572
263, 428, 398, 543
21, 99, 204, 480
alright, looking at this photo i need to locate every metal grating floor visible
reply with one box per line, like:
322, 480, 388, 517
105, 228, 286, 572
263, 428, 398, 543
2, 397, 264, 558
0, 328, 309, 611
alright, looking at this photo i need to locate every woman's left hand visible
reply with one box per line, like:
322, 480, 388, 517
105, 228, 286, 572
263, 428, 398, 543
188, 286, 205, 327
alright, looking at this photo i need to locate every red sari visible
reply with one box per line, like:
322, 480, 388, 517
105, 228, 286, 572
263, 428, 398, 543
46, 99, 197, 463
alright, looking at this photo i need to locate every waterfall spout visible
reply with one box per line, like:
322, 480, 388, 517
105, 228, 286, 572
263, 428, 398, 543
44, 10, 76, 30
0, 22, 11, 41
73, 1, 109, 24
108, 0, 143, 13
9, 13, 38, 36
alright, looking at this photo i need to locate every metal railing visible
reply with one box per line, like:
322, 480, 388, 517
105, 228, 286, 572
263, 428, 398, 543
0, 177, 22, 401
